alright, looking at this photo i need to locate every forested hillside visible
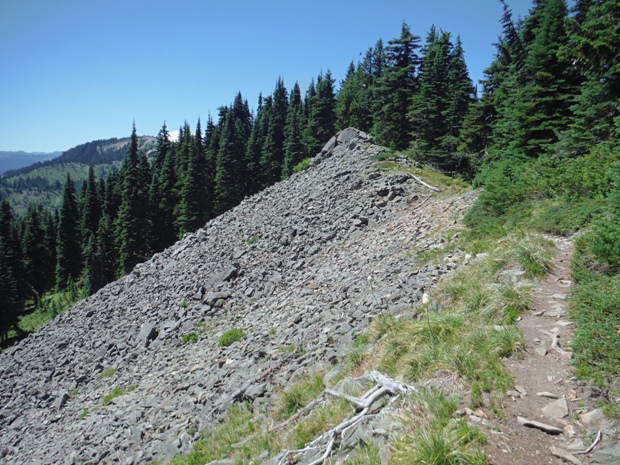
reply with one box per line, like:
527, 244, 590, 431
0, 136, 156, 213
1, 0, 619, 382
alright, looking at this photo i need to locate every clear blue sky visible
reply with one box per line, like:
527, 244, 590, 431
1, 0, 536, 153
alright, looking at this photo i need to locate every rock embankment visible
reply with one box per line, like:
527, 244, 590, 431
0, 128, 474, 464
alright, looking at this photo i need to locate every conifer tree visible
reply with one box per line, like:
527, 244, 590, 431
204, 114, 220, 214
22, 204, 54, 301
558, 0, 620, 155
410, 29, 475, 170
150, 123, 178, 250
246, 95, 270, 195
495, 0, 579, 158
214, 109, 241, 215
177, 119, 209, 234
304, 70, 337, 156
115, 124, 151, 275
260, 79, 289, 187
0, 238, 19, 345
372, 22, 421, 150
56, 174, 82, 289
81, 166, 101, 243
282, 82, 306, 178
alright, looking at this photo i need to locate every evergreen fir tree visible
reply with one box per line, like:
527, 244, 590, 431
372, 22, 421, 150
495, 0, 580, 158
260, 79, 289, 187
245, 95, 269, 195
80, 166, 101, 243
0, 238, 19, 345
558, 0, 620, 155
214, 109, 241, 215
304, 70, 337, 155
282, 82, 306, 178
150, 123, 178, 250
177, 119, 209, 234
56, 174, 82, 289
115, 124, 151, 275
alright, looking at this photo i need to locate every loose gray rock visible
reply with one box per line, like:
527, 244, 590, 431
0, 128, 477, 465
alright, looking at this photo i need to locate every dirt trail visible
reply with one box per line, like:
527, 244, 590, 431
486, 237, 602, 465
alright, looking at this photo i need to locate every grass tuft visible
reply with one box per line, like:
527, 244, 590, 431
218, 328, 244, 347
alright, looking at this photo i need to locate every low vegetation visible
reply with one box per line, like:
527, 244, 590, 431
102, 385, 137, 406
182, 332, 198, 344
218, 328, 245, 347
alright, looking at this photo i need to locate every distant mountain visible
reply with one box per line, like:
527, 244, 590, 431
0, 151, 62, 174
0, 136, 156, 213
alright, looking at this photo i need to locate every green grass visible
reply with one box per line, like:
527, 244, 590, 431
247, 235, 260, 245
18, 287, 80, 333
570, 238, 620, 395
182, 332, 198, 344
373, 158, 470, 195
293, 157, 312, 173
99, 367, 117, 378
276, 372, 325, 420
102, 385, 137, 406
168, 403, 280, 465
363, 235, 546, 403
218, 328, 245, 347
391, 389, 487, 465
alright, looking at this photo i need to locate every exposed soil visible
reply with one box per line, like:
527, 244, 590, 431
484, 237, 603, 465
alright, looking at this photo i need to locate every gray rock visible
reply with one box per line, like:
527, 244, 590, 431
55, 391, 70, 409
541, 397, 568, 419
136, 323, 158, 348
591, 441, 620, 465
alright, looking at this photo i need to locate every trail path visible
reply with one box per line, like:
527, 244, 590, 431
486, 237, 614, 465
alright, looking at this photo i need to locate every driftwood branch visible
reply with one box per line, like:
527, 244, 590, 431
410, 174, 440, 192
541, 330, 566, 354
575, 430, 602, 455
277, 371, 416, 465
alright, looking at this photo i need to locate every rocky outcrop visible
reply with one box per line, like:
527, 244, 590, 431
0, 128, 475, 464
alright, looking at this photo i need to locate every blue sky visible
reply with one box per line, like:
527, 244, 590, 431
1, 0, 536, 153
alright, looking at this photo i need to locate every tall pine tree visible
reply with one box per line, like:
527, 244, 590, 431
56, 174, 82, 289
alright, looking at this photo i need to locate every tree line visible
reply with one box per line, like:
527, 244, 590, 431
3, 0, 619, 343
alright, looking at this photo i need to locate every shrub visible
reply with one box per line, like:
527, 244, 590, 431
292, 158, 312, 173
99, 367, 117, 378
182, 332, 198, 344
218, 328, 244, 347
102, 385, 137, 406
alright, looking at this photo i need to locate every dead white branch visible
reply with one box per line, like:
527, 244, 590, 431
411, 174, 440, 192
575, 430, 602, 455
541, 330, 566, 354
277, 371, 416, 465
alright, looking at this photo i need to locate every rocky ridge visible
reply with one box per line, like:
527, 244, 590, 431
0, 128, 475, 464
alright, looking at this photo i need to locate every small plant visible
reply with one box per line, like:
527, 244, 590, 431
180, 299, 188, 308
292, 157, 312, 173
247, 235, 260, 245
347, 344, 367, 368
218, 328, 245, 347
102, 385, 137, 406
268, 327, 276, 335
182, 332, 198, 344
279, 344, 296, 354
276, 372, 325, 420
69, 387, 80, 397
100, 367, 117, 378
79, 409, 89, 419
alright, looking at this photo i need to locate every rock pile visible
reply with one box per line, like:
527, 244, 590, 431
0, 128, 475, 464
